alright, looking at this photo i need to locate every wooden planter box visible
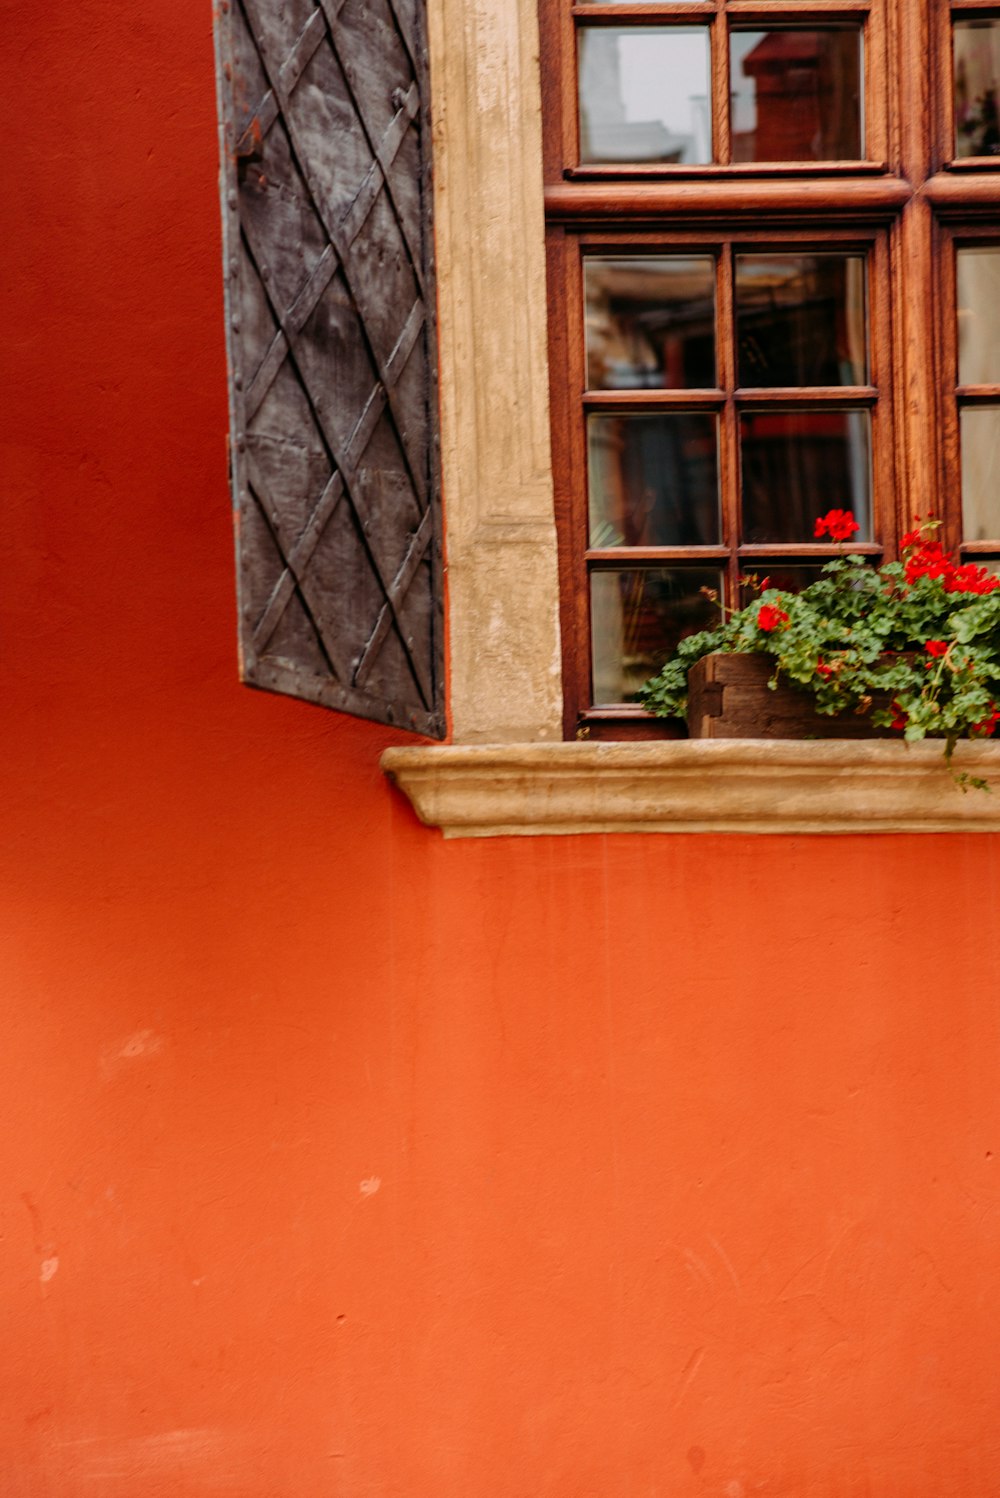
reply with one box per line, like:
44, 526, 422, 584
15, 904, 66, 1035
687, 652, 896, 740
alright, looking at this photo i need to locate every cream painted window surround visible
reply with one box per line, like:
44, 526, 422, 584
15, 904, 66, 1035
379, 0, 1000, 836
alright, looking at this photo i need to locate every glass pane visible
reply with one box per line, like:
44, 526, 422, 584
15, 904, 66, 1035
585, 257, 716, 389
578, 27, 711, 164
954, 21, 1000, 158
740, 409, 872, 543
591, 568, 723, 704
957, 249, 1000, 384
731, 29, 863, 162
588, 413, 720, 546
736, 254, 867, 387
961, 408, 1000, 540
739, 564, 833, 599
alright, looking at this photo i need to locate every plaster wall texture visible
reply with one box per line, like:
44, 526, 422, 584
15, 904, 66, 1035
3, 5, 1000, 1496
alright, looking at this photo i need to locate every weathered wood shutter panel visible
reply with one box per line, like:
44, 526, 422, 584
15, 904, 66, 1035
215, 0, 445, 737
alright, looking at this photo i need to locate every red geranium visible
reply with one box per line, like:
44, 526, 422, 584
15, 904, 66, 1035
924, 640, 949, 657
757, 603, 789, 633
889, 700, 908, 731
902, 536, 1000, 594
944, 562, 1000, 595
814, 509, 860, 542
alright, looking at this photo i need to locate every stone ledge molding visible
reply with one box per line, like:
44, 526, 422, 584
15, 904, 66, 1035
381, 741, 1000, 837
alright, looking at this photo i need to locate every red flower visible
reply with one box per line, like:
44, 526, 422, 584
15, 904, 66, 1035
815, 661, 833, 679
814, 509, 860, 542
974, 707, 1000, 736
924, 640, 949, 657
901, 528, 922, 550
903, 541, 1000, 594
904, 540, 951, 584
944, 562, 1000, 595
757, 603, 789, 633
889, 699, 908, 731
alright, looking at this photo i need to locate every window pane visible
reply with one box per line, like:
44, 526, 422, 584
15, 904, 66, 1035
954, 21, 1000, 158
736, 254, 867, 387
578, 27, 711, 164
961, 408, 1000, 540
731, 29, 864, 161
585, 257, 716, 389
739, 564, 834, 599
591, 568, 722, 704
957, 248, 1000, 384
740, 409, 872, 542
588, 413, 720, 546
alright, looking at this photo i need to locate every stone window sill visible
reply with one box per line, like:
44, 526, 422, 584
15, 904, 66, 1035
381, 740, 1000, 838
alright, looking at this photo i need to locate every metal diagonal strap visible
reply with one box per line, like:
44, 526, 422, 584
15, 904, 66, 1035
251, 378, 387, 657
338, 84, 421, 269
235, 6, 326, 156
242, 242, 338, 423
237, 0, 433, 706
354, 506, 434, 688
245, 453, 351, 684
315, 0, 426, 300
240, 220, 432, 705
237, 1, 423, 303
240, 0, 427, 511
253, 301, 425, 668
380, 0, 419, 87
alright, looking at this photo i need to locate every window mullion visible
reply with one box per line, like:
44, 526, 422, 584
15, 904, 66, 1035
714, 8, 732, 166
717, 241, 742, 606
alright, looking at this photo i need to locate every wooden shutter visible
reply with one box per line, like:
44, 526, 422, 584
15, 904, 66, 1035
214, 0, 445, 737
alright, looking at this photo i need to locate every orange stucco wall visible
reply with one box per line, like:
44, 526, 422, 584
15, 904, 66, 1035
4, 7, 1000, 1495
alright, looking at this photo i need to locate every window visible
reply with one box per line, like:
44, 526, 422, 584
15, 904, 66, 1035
540, 0, 1000, 738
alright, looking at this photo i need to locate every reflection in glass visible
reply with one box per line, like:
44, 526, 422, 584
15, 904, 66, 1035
736, 254, 867, 387
578, 27, 711, 164
740, 409, 871, 542
585, 257, 716, 389
954, 21, 1000, 157
962, 408, 1000, 540
591, 568, 723, 703
957, 249, 1000, 384
739, 565, 831, 600
588, 414, 720, 546
730, 29, 863, 161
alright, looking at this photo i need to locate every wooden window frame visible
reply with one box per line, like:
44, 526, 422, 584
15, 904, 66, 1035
383, 0, 1000, 831
564, 0, 890, 179
553, 227, 896, 731
541, 0, 1000, 739
937, 226, 1000, 565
